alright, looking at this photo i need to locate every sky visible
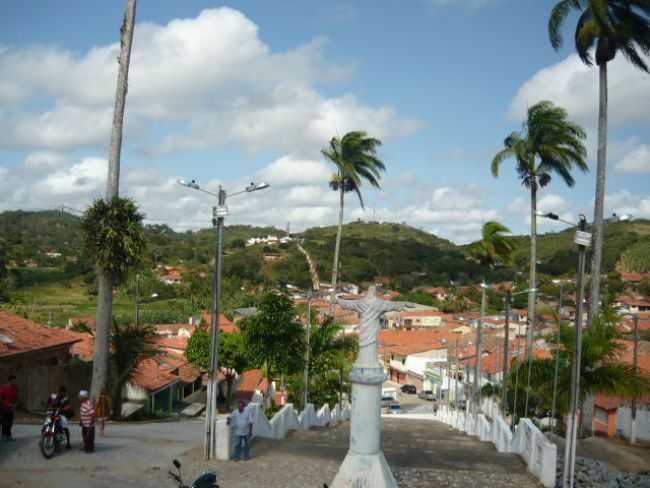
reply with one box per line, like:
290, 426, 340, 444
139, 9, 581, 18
1, 0, 649, 243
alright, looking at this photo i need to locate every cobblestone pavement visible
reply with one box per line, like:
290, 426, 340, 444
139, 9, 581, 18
1, 418, 541, 488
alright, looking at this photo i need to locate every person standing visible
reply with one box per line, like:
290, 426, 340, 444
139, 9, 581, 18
79, 390, 96, 453
95, 389, 112, 437
56, 386, 73, 449
228, 400, 253, 461
0, 374, 19, 441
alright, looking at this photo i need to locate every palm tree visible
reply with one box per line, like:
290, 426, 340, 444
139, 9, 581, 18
322, 131, 385, 309
110, 321, 157, 420
468, 221, 515, 413
92, 0, 137, 402
548, 1, 650, 323
305, 316, 358, 407
491, 101, 588, 378
508, 309, 649, 427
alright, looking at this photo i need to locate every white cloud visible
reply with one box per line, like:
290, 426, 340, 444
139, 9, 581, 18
35, 157, 106, 196
615, 144, 650, 173
0, 8, 419, 155
510, 53, 650, 128
256, 155, 332, 187
429, 0, 495, 8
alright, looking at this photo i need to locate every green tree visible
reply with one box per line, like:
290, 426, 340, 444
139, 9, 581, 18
185, 326, 210, 370
322, 131, 385, 299
548, 1, 650, 322
110, 321, 156, 420
220, 332, 249, 408
492, 100, 588, 360
508, 309, 649, 425
241, 292, 305, 401
468, 221, 515, 406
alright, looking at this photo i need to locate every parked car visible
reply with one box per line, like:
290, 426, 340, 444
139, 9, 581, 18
418, 390, 435, 401
400, 384, 417, 394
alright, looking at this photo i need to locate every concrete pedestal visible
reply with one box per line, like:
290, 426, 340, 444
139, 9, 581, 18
330, 366, 397, 488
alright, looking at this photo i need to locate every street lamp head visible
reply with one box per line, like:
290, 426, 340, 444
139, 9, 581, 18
178, 178, 200, 190
245, 181, 270, 193
536, 210, 559, 220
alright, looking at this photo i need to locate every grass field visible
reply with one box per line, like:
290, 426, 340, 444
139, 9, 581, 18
9, 278, 191, 327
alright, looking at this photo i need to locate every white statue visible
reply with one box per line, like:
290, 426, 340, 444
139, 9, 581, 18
336, 286, 411, 367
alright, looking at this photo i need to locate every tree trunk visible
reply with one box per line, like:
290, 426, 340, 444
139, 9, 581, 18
91, 0, 137, 402
524, 183, 538, 416
330, 185, 345, 314
582, 62, 608, 438
588, 62, 609, 325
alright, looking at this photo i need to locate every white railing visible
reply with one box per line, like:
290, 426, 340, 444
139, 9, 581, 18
511, 418, 557, 488
216, 401, 350, 460
434, 406, 556, 488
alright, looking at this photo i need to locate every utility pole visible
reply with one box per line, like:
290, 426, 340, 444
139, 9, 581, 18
474, 283, 487, 417
631, 314, 639, 445
563, 215, 590, 488
502, 290, 511, 415
134, 273, 140, 327
204, 187, 226, 460
551, 281, 565, 432
303, 294, 313, 408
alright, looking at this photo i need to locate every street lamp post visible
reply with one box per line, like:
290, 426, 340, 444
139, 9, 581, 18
303, 292, 313, 408
501, 289, 511, 413
537, 212, 590, 488
551, 279, 565, 433
178, 179, 269, 460
473, 282, 488, 417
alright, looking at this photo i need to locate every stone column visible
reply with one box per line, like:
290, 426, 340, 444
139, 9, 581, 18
330, 365, 397, 488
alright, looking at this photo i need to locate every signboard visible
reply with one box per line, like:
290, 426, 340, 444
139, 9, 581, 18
574, 230, 592, 247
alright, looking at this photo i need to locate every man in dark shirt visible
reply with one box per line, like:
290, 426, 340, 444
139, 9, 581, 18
0, 374, 19, 441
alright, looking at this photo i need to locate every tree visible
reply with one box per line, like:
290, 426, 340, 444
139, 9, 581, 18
110, 321, 156, 420
548, 1, 650, 323
241, 292, 305, 402
186, 326, 211, 370
219, 332, 249, 408
508, 309, 649, 426
468, 221, 515, 409
322, 131, 385, 303
91, 0, 137, 402
492, 101, 588, 363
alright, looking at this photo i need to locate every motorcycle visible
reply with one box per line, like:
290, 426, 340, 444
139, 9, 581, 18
168, 459, 219, 488
40, 408, 67, 459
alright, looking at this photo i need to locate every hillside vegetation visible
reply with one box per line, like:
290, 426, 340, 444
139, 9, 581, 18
2, 210, 650, 326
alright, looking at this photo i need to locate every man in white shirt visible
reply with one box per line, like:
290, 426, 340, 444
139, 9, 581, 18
228, 400, 253, 461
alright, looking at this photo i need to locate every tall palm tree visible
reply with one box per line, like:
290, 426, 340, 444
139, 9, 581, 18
322, 131, 385, 308
91, 0, 137, 402
548, 0, 650, 323
491, 101, 588, 377
468, 221, 515, 413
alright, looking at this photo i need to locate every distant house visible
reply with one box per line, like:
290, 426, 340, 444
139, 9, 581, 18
45, 251, 62, 259
620, 272, 650, 284
615, 295, 650, 314
423, 287, 448, 301
160, 269, 183, 285
0, 311, 82, 411
398, 310, 445, 329
155, 323, 196, 338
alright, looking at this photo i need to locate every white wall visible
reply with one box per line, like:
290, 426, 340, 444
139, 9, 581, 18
616, 406, 650, 442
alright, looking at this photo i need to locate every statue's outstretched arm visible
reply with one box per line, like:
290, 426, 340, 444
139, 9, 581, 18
335, 297, 364, 313
382, 301, 414, 312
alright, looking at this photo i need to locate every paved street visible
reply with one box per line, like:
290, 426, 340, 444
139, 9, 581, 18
1, 417, 540, 488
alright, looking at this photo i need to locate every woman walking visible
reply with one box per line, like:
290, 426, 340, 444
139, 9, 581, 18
95, 389, 112, 437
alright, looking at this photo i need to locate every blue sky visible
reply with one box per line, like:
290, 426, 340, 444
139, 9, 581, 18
1, 0, 649, 242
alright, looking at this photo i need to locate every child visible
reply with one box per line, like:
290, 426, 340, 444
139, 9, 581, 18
95, 389, 112, 437
78, 390, 95, 453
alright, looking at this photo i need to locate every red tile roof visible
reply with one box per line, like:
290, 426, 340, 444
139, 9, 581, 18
0, 310, 81, 358
70, 332, 95, 361
148, 336, 188, 352
201, 313, 239, 333
130, 358, 180, 392
236, 369, 267, 401
155, 323, 197, 336
620, 272, 649, 283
